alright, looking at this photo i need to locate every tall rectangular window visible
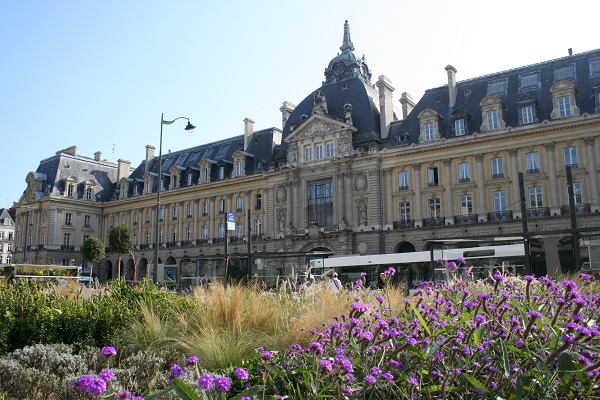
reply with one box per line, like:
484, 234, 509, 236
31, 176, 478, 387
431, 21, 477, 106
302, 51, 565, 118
305, 146, 313, 161
315, 144, 323, 160
145, 232, 149, 245
400, 201, 411, 221
572, 183, 583, 205
86, 187, 93, 200
398, 171, 409, 190
558, 96, 572, 117
133, 212, 138, 224
187, 204, 193, 217
236, 221, 243, 237
159, 208, 164, 221
84, 215, 91, 227
186, 226, 193, 241
255, 194, 262, 210
521, 105, 534, 124
427, 167, 439, 187
67, 184, 74, 197
187, 173, 193, 186
202, 201, 208, 216
491, 157, 504, 178
65, 213, 72, 226
529, 187, 544, 208
219, 223, 225, 237
218, 199, 225, 214
424, 122, 435, 141
526, 152, 540, 174
487, 110, 499, 130
326, 142, 334, 158
458, 162, 470, 183
63, 233, 71, 246
202, 225, 208, 239
564, 147, 578, 168
218, 166, 225, 180
429, 198, 441, 218
132, 234, 137, 246
493, 191, 507, 212
236, 196, 243, 211
235, 161, 243, 176
172, 206, 178, 219
460, 195, 473, 215
201, 168, 208, 183
454, 119, 465, 136
307, 179, 334, 227
254, 219, 262, 235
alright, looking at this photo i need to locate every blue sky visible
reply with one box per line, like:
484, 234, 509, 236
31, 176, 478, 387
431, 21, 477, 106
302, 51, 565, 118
2, 0, 598, 207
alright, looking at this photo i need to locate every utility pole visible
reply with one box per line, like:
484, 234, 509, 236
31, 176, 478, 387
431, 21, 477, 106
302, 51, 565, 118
247, 209, 252, 279
566, 166, 581, 271
518, 173, 532, 275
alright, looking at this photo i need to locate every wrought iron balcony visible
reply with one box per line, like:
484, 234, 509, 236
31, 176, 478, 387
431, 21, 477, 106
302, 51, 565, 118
182, 240, 195, 247
526, 168, 540, 174
398, 185, 410, 191
252, 234, 265, 241
60, 245, 74, 251
487, 210, 513, 222
458, 177, 471, 183
423, 217, 445, 227
428, 182, 439, 188
393, 219, 414, 229
527, 207, 550, 218
454, 214, 478, 225
229, 236, 245, 243
198, 239, 210, 245
560, 203, 591, 215
565, 163, 579, 169
491, 173, 504, 179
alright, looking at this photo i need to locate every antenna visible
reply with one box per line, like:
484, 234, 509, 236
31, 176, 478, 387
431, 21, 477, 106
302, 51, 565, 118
112, 143, 115, 162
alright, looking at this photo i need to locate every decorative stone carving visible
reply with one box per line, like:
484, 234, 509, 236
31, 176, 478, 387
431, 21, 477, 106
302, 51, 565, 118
355, 174, 367, 191
358, 242, 368, 254
312, 89, 328, 115
358, 202, 367, 226
344, 103, 353, 125
276, 186, 286, 203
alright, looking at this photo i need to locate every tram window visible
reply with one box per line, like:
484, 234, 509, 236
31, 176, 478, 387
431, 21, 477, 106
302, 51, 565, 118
463, 249, 495, 258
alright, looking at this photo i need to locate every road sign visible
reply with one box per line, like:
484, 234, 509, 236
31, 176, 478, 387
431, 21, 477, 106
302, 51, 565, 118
227, 213, 235, 231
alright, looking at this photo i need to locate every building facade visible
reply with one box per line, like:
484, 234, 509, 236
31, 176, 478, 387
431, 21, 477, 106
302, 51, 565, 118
13, 22, 600, 283
0, 208, 16, 266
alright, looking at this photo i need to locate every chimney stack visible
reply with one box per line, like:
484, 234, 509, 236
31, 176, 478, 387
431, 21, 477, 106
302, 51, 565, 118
279, 101, 296, 130
445, 64, 457, 107
117, 159, 131, 181
399, 92, 415, 119
145, 145, 156, 173
94, 151, 102, 161
376, 75, 395, 139
244, 118, 255, 150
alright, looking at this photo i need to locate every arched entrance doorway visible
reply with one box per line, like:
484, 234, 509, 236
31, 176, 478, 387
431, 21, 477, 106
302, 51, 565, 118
104, 260, 113, 281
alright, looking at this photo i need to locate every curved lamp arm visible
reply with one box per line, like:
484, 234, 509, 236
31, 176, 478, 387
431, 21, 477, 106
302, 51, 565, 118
161, 115, 196, 131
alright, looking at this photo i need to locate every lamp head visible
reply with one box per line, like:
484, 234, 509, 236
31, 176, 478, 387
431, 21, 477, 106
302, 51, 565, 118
185, 121, 196, 133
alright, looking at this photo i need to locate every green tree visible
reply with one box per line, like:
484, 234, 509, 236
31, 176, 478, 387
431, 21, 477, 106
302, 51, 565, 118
108, 225, 134, 278
81, 237, 105, 282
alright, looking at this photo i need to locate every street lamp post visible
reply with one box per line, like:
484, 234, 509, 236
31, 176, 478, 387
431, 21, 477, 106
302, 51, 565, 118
153, 113, 195, 282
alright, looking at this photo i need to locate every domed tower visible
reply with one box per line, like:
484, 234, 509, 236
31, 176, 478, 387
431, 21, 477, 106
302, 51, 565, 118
275, 21, 393, 166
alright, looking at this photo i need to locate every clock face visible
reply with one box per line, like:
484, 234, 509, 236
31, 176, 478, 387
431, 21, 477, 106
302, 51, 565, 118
334, 62, 345, 76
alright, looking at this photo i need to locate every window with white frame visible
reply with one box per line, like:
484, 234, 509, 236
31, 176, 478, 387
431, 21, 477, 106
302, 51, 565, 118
550, 80, 579, 119
145, 210, 150, 223
121, 215, 126, 224
528, 187, 544, 208
236, 221, 243, 237
558, 96, 572, 117
429, 198, 441, 218
63, 233, 71, 246
400, 201, 411, 222
187, 204, 193, 217
86, 187, 93, 200
326, 142, 334, 158
159, 230, 163, 244
218, 166, 225, 180
454, 119, 465, 136
7, 243, 12, 252
218, 199, 225, 214
254, 219, 262, 235
520, 105, 534, 124
418, 109, 440, 142
67, 183, 74, 197
493, 191, 507, 212
460, 195, 473, 215
305, 146, 313, 162
27, 234, 32, 245
427, 167, 439, 187
315, 144, 323, 160
186, 226, 193, 241
571, 183, 583, 205
201, 168, 208, 183
133, 185, 139, 196
84, 215, 91, 227
398, 171, 409, 190
146, 181, 152, 194
486, 110, 499, 130
564, 147, 578, 168
65, 213, 72, 226
172, 206, 178, 220
41, 232, 45, 245
235, 161, 243, 176
491, 157, 504, 178
171, 229, 177, 244
526, 152, 540, 174
236, 196, 243, 211
132, 234, 137, 246
218, 223, 225, 238
133, 212, 138, 224
202, 225, 208, 239
202, 201, 208, 216
159, 208, 164, 221
255, 194, 262, 210
145, 231, 149, 245
187, 173, 193, 186
458, 162, 470, 183
424, 122, 435, 141
111, 216, 115, 227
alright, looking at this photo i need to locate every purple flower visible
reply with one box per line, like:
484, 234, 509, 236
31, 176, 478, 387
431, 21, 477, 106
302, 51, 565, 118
524, 275, 535, 282
115, 389, 132, 399
72, 375, 94, 390
170, 364, 184, 378
365, 375, 377, 385
319, 359, 333, 372
360, 272, 367, 277
361, 331, 374, 341
234, 367, 249, 381
185, 356, 198, 366
198, 374, 214, 390
409, 376, 419, 386
307, 342, 324, 355
437, 258, 444, 264
382, 372, 394, 381
562, 280, 577, 292
527, 311, 543, 320
371, 366, 382, 376
214, 376, 231, 393
100, 346, 117, 357
132, 397, 145, 400
376, 295, 385, 304
580, 273, 592, 280
447, 262, 457, 270
473, 314, 486, 326
98, 369, 114, 382
457, 257, 466, 265
260, 350, 273, 360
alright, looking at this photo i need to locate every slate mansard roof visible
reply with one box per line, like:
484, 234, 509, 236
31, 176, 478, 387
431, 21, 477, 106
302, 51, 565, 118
387, 49, 600, 147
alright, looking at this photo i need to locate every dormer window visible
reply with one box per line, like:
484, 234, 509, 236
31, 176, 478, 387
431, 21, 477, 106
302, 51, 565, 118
593, 84, 600, 113
86, 187, 93, 200
450, 109, 470, 137
454, 119, 465, 136
133, 185, 139, 196
218, 166, 225, 180
201, 168, 208, 183
187, 173, 193, 186
418, 109, 441, 142
550, 80, 580, 119
235, 161, 243, 176
479, 96, 505, 132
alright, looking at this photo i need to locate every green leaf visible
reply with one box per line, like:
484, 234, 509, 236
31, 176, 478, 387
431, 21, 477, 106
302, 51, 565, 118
406, 345, 427, 360
230, 385, 265, 400
557, 352, 574, 388
473, 327, 482, 345
500, 341, 511, 379
146, 387, 174, 400
463, 373, 492, 395
408, 302, 431, 336
172, 377, 202, 400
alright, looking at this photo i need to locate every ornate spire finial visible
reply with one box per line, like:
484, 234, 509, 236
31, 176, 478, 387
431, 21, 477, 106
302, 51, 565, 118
340, 20, 354, 53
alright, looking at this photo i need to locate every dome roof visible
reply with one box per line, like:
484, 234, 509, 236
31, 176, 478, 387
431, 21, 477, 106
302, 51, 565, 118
323, 20, 372, 85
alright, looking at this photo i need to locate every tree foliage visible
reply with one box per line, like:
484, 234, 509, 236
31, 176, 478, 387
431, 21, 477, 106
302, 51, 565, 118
108, 225, 134, 255
81, 237, 105, 263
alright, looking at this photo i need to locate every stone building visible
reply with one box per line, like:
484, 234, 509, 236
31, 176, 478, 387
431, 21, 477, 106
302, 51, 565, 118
0, 208, 16, 266
13, 22, 600, 284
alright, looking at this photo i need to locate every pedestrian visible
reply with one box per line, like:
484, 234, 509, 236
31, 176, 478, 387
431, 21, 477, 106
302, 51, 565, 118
331, 272, 342, 291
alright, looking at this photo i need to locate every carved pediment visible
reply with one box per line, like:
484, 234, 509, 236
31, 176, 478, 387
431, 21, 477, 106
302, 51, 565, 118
284, 115, 355, 144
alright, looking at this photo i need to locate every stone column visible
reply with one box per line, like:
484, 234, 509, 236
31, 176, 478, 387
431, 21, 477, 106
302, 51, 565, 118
193, 200, 199, 244
345, 168, 354, 226
412, 163, 423, 226
585, 137, 600, 212
292, 173, 301, 228
443, 159, 454, 224
544, 142, 560, 216
509, 149, 521, 219
178, 202, 184, 244
383, 168, 393, 226
336, 171, 345, 224
209, 196, 216, 240
475, 154, 486, 221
